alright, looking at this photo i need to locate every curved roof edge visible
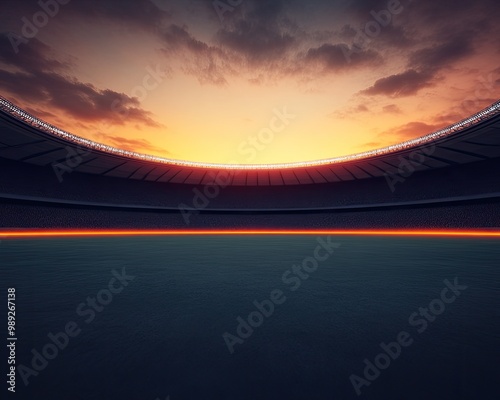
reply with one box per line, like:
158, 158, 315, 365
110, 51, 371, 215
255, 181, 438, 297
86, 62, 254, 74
1, 95, 499, 170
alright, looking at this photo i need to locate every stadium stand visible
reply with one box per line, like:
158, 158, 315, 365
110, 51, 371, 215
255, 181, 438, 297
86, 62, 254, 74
1, 96, 499, 229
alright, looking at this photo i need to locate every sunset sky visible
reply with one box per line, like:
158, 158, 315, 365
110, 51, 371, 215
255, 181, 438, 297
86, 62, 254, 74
1, 0, 499, 164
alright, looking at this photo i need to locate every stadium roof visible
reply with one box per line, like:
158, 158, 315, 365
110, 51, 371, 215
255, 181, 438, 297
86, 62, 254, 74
1, 96, 499, 186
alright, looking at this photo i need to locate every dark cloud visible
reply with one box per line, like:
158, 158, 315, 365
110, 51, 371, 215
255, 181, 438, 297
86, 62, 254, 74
158, 0, 384, 84
162, 0, 384, 83
162, 24, 230, 85
2, 0, 499, 113
376, 24, 414, 48
3, 0, 171, 39
64, 0, 171, 32
343, 0, 500, 100
305, 43, 382, 72
0, 34, 70, 72
347, 0, 400, 16
216, 22, 295, 61
163, 24, 212, 54
360, 69, 435, 97
339, 21, 413, 50
0, 34, 160, 126
152, 0, 497, 87
215, 0, 296, 61
410, 0, 500, 26
338, 24, 358, 39
360, 33, 475, 98
409, 37, 475, 72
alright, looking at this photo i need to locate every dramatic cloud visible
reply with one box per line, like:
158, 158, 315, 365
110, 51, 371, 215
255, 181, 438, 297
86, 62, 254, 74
409, 37, 475, 72
162, 24, 231, 85
339, 22, 414, 50
1, 31, 72, 71
215, 0, 295, 62
158, 0, 389, 83
360, 69, 435, 97
360, 35, 475, 98
305, 43, 382, 72
347, 0, 400, 16
409, 0, 500, 26
0, 35, 159, 126
1, 0, 499, 162
217, 23, 294, 61
62, 0, 171, 32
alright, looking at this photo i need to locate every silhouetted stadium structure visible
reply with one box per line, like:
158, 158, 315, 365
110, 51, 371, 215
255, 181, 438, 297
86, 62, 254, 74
1, 96, 499, 229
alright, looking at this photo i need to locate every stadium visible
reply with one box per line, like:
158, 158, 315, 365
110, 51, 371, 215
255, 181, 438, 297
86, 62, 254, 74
1, 96, 499, 230
3, 2, 500, 400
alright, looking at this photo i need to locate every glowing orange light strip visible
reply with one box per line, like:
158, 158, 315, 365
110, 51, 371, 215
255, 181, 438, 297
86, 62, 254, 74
0, 230, 500, 238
